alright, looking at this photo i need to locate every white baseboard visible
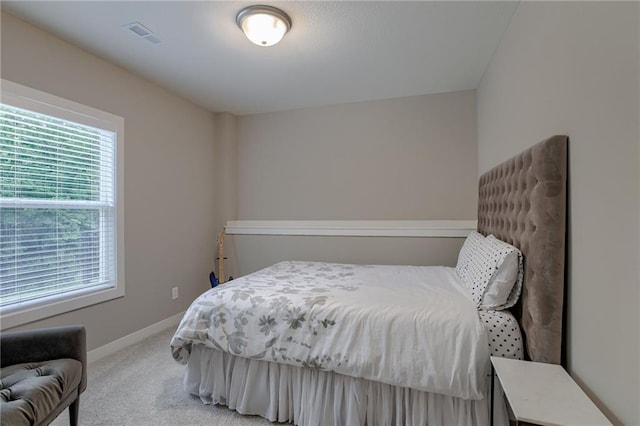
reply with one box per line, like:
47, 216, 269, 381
87, 311, 184, 364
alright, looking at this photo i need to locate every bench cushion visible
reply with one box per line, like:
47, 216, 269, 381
0, 359, 82, 426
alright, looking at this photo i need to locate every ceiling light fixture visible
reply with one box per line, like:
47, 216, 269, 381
236, 5, 291, 47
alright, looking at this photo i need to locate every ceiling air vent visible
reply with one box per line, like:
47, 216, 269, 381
124, 22, 161, 44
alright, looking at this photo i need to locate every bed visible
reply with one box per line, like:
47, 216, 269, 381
170, 135, 568, 425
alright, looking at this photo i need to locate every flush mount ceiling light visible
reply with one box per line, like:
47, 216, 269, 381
236, 5, 292, 47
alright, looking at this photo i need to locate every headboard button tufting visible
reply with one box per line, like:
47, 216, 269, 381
477, 135, 567, 365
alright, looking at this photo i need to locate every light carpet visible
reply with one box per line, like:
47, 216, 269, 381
52, 327, 274, 426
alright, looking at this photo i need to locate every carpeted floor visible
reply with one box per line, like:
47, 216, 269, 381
52, 327, 274, 426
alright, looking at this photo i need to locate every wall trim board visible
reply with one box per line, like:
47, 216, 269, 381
226, 220, 477, 238
87, 312, 183, 364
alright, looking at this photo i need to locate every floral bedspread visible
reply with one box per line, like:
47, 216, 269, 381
170, 261, 489, 399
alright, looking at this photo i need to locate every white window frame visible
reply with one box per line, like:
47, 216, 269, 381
0, 79, 124, 329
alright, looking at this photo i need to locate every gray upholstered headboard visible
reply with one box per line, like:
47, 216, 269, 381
477, 135, 567, 364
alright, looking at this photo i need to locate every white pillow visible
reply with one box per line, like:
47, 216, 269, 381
455, 232, 523, 310
483, 235, 523, 310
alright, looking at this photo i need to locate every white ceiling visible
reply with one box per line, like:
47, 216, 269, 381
2, 1, 518, 115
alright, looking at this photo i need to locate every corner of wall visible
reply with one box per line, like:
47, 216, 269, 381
213, 112, 239, 279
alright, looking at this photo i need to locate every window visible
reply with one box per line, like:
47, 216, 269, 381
0, 80, 124, 329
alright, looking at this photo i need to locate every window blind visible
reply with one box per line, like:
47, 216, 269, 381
0, 103, 116, 308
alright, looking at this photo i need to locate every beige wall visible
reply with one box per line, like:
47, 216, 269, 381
477, 2, 639, 424
231, 235, 465, 278
1, 13, 219, 351
231, 92, 477, 275
215, 112, 238, 230
238, 91, 477, 221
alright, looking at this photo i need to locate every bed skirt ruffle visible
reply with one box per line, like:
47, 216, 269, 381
185, 345, 507, 425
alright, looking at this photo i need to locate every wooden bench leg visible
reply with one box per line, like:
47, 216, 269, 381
69, 397, 80, 426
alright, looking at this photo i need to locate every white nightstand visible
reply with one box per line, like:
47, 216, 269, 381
490, 356, 612, 426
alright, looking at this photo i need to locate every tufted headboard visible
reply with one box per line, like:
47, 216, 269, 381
477, 135, 567, 365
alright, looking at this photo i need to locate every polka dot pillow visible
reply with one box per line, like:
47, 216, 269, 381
455, 231, 485, 281
456, 231, 490, 302
479, 310, 523, 359
456, 232, 523, 310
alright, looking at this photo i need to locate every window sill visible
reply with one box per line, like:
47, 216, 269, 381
0, 284, 124, 330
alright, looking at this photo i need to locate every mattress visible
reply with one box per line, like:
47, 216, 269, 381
172, 261, 490, 400
178, 309, 520, 426
184, 345, 498, 426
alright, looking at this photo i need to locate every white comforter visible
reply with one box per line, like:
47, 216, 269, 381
170, 261, 490, 400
